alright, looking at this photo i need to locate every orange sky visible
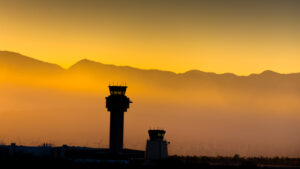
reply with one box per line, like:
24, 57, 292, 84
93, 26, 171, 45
0, 0, 300, 75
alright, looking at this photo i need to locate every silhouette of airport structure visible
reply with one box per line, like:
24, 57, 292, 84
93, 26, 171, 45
0, 85, 168, 162
146, 130, 168, 160
106, 85, 132, 153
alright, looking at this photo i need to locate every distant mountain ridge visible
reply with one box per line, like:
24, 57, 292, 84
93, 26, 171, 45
1, 50, 300, 93
1, 50, 300, 94
1, 50, 299, 77
0, 51, 63, 74
1, 50, 300, 91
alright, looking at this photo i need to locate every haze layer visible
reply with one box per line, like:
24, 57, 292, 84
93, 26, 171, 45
0, 51, 300, 157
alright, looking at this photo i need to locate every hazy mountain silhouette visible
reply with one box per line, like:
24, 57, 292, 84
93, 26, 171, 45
1, 50, 300, 88
1, 51, 300, 157
66, 57, 300, 99
0, 51, 63, 76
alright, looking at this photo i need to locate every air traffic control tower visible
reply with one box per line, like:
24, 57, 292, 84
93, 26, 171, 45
106, 85, 132, 154
146, 130, 168, 160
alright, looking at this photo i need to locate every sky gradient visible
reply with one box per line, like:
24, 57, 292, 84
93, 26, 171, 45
1, 0, 300, 75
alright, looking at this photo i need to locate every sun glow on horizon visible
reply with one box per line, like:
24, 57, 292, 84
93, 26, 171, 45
0, 0, 300, 75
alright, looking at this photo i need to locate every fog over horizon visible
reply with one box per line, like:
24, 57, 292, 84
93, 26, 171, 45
0, 51, 300, 157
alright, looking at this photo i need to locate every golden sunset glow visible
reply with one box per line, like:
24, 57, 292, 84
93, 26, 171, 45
1, 0, 300, 75
1, 0, 300, 158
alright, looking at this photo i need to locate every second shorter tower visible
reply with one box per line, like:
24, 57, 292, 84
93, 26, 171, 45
146, 129, 168, 160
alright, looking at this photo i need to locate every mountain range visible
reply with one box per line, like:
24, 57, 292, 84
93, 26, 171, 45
0, 50, 296, 77
2, 51, 300, 94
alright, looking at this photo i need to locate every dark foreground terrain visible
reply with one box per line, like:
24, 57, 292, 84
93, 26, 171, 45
1, 155, 300, 169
